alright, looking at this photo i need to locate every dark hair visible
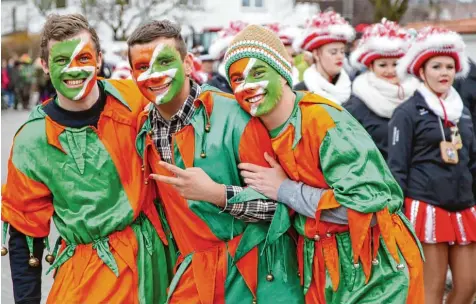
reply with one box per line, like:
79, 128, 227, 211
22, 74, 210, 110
127, 20, 187, 63
40, 14, 100, 64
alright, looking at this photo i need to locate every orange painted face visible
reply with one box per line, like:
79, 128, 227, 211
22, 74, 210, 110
48, 33, 98, 101
229, 57, 283, 116
130, 40, 185, 105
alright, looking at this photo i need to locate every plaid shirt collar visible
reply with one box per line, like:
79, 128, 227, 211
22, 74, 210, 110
150, 80, 200, 126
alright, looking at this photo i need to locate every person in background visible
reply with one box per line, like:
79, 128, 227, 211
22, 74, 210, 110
199, 54, 215, 80
454, 58, 476, 130
390, 26, 476, 304
207, 21, 248, 93
110, 60, 132, 80
344, 19, 419, 159
2, 59, 12, 108
225, 24, 424, 304
294, 11, 355, 105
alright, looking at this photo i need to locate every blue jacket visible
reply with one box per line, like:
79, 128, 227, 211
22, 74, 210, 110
344, 95, 390, 159
387, 91, 476, 211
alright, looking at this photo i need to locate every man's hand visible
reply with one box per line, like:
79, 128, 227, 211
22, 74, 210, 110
149, 161, 226, 207
238, 152, 287, 200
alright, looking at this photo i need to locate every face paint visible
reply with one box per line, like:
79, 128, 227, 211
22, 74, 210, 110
131, 43, 185, 105
229, 58, 283, 117
49, 38, 97, 101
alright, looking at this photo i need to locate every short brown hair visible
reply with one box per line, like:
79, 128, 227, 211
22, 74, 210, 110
127, 20, 187, 62
40, 14, 101, 63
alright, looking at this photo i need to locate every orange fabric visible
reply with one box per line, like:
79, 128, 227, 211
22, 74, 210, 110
347, 209, 373, 265
228, 237, 258, 299
391, 214, 425, 304
45, 116, 66, 153
376, 207, 400, 264
239, 117, 276, 165
321, 235, 339, 291
1, 152, 54, 237
173, 125, 195, 168
47, 227, 140, 304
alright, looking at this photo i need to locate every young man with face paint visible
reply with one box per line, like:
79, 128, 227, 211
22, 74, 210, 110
226, 25, 425, 304
1, 14, 176, 303
129, 20, 304, 303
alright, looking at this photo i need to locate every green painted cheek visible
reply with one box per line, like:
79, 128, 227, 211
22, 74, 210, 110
160, 64, 185, 105
255, 70, 283, 116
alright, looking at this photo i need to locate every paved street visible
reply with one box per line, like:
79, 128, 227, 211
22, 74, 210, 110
1, 108, 55, 304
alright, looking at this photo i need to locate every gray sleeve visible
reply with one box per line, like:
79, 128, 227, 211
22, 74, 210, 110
277, 179, 377, 226
277, 179, 348, 223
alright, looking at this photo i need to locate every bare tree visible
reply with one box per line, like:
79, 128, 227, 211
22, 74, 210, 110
79, 0, 188, 41
368, 0, 409, 22
32, 0, 55, 17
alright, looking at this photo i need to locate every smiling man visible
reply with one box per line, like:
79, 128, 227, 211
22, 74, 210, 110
226, 25, 425, 304
1, 14, 176, 303
129, 20, 304, 303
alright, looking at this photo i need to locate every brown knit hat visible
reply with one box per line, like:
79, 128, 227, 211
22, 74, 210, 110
224, 24, 294, 86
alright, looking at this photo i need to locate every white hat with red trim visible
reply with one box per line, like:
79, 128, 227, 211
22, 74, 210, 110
350, 19, 411, 69
208, 21, 248, 60
396, 26, 469, 80
264, 23, 300, 47
295, 11, 355, 52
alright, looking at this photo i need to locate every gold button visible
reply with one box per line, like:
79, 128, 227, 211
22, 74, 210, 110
45, 254, 55, 265
353, 263, 360, 269
1, 246, 8, 256
145, 180, 149, 185
326, 233, 332, 238
205, 125, 211, 132
200, 152, 206, 158
252, 299, 257, 304
313, 235, 320, 241
141, 165, 145, 171
148, 130, 153, 136
266, 274, 274, 281
372, 259, 379, 265
297, 271, 300, 277
28, 256, 40, 267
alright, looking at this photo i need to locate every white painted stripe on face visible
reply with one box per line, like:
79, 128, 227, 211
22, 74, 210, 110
70, 66, 96, 100
137, 43, 167, 82
61, 38, 87, 73
234, 81, 269, 94
233, 58, 258, 94
139, 69, 178, 82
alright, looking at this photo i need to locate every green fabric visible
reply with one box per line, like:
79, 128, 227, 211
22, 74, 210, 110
302, 238, 315, 294
2, 222, 8, 246
269, 96, 299, 138
318, 105, 403, 214
43, 236, 51, 252
324, 232, 409, 303
293, 54, 309, 82
26, 235, 34, 255
92, 237, 119, 276
12, 107, 134, 245
132, 213, 177, 304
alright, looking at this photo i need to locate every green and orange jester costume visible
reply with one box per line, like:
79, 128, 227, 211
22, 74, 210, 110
2, 27, 176, 303
225, 25, 425, 304
136, 83, 304, 303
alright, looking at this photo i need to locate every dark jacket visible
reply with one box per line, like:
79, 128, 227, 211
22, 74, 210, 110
454, 59, 476, 130
206, 73, 232, 94
387, 91, 476, 212
293, 81, 307, 91
344, 95, 390, 159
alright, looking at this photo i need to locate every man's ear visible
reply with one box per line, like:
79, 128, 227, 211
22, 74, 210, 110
41, 58, 49, 75
96, 51, 103, 72
183, 53, 194, 76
